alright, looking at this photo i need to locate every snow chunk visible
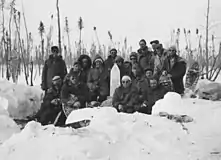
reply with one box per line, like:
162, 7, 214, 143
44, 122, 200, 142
0, 80, 43, 119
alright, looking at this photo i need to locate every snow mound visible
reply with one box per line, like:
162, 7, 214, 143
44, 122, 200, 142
1, 105, 221, 160
195, 79, 221, 100
0, 80, 44, 119
0, 96, 20, 144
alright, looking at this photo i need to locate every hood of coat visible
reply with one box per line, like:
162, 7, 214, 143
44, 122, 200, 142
92, 55, 105, 68
77, 54, 92, 70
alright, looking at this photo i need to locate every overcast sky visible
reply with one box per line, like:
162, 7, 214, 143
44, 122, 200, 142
8, 0, 221, 50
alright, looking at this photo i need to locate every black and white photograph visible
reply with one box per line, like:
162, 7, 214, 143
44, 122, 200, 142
0, 0, 221, 159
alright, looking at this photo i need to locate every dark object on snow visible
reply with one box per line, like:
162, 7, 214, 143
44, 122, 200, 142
61, 119, 91, 129
159, 112, 193, 123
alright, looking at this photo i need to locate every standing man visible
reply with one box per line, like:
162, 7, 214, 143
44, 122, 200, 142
162, 46, 187, 95
150, 40, 160, 55
41, 46, 67, 93
137, 39, 155, 73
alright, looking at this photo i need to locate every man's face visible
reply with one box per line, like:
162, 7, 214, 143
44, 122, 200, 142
73, 64, 80, 72
95, 61, 102, 68
130, 57, 137, 64
116, 60, 123, 67
110, 51, 117, 59
151, 43, 157, 51
150, 79, 157, 89
52, 49, 59, 57
139, 41, 146, 49
156, 45, 162, 55
146, 70, 153, 79
82, 58, 88, 68
122, 79, 131, 88
70, 76, 78, 85
168, 47, 176, 57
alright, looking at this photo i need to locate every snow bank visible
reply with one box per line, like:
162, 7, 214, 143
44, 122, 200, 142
1, 101, 221, 160
0, 96, 20, 144
0, 80, 44, 119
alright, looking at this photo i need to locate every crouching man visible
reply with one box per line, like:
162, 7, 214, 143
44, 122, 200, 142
112, 76, 140, 114
61, 75, 89, 117
138, 78, 162, 115
35, 76, 63, 125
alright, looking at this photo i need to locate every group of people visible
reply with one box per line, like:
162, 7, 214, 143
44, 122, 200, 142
35, 39, 187, 126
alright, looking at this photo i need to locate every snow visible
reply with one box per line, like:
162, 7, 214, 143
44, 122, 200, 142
0, 79, 44, 120
1, 93, 221, 160
0, 69, 221, 159
0, 96, 21, 145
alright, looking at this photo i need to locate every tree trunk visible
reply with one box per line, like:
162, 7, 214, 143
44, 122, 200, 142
79, 30, 81, 56
205, 0, 210, 79
56, 0, 62, 54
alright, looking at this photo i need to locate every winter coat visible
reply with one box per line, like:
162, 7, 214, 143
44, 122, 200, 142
132, 77, 149, 104
137, 46, 155, 72
163, 56, 187, 94
87, 55, 109, 97
61, 82, 89, 108
112, 85, 140, 113
36, 86, 62, 125
78, 54, 92, 83
65, 69, 86, 84
153, 49, 168, 79
41, 55, 67, 90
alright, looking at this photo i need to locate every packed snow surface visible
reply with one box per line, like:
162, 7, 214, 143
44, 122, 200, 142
0, 92, 221, 160
0, 96, 20, 144
0, 80, 43, 119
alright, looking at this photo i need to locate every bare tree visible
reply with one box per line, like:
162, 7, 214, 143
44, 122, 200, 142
78, 17, 83, 56
205, 0, 210, 79
56, 0, 62, 53
38, 21, 45, 62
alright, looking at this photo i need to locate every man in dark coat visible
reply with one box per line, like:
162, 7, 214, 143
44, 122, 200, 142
36, 76, 65, 125
61, 74, 89, 117
87, 55, 109, 102
162, 46, 187, 95
139, 78, 162, 115
137, 39, 155, 72
112, 75, 140, 114
104, 48, 118, 71
115, 55, 125, 79
78, 54, 92, 83
41, 46, 67, 93
65, 62, 85, 83
104, 48, 118, 91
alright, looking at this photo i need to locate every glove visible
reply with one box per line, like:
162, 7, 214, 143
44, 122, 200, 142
73, 101, 81, 108
141, 103, 148, 108
51, 98, 60, 105
118, 104, 124, 112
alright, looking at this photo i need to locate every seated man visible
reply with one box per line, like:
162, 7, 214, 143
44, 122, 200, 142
36, 76, 64, 125
61, 74, 89, 117
159, 71, 174, 97
112, 75, 140, 114
139, 78, 161, 115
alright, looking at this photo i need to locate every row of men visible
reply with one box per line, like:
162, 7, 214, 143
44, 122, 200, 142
37, 39, 186, 125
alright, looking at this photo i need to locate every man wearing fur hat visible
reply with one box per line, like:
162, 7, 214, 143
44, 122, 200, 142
87, 55, 109, 102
